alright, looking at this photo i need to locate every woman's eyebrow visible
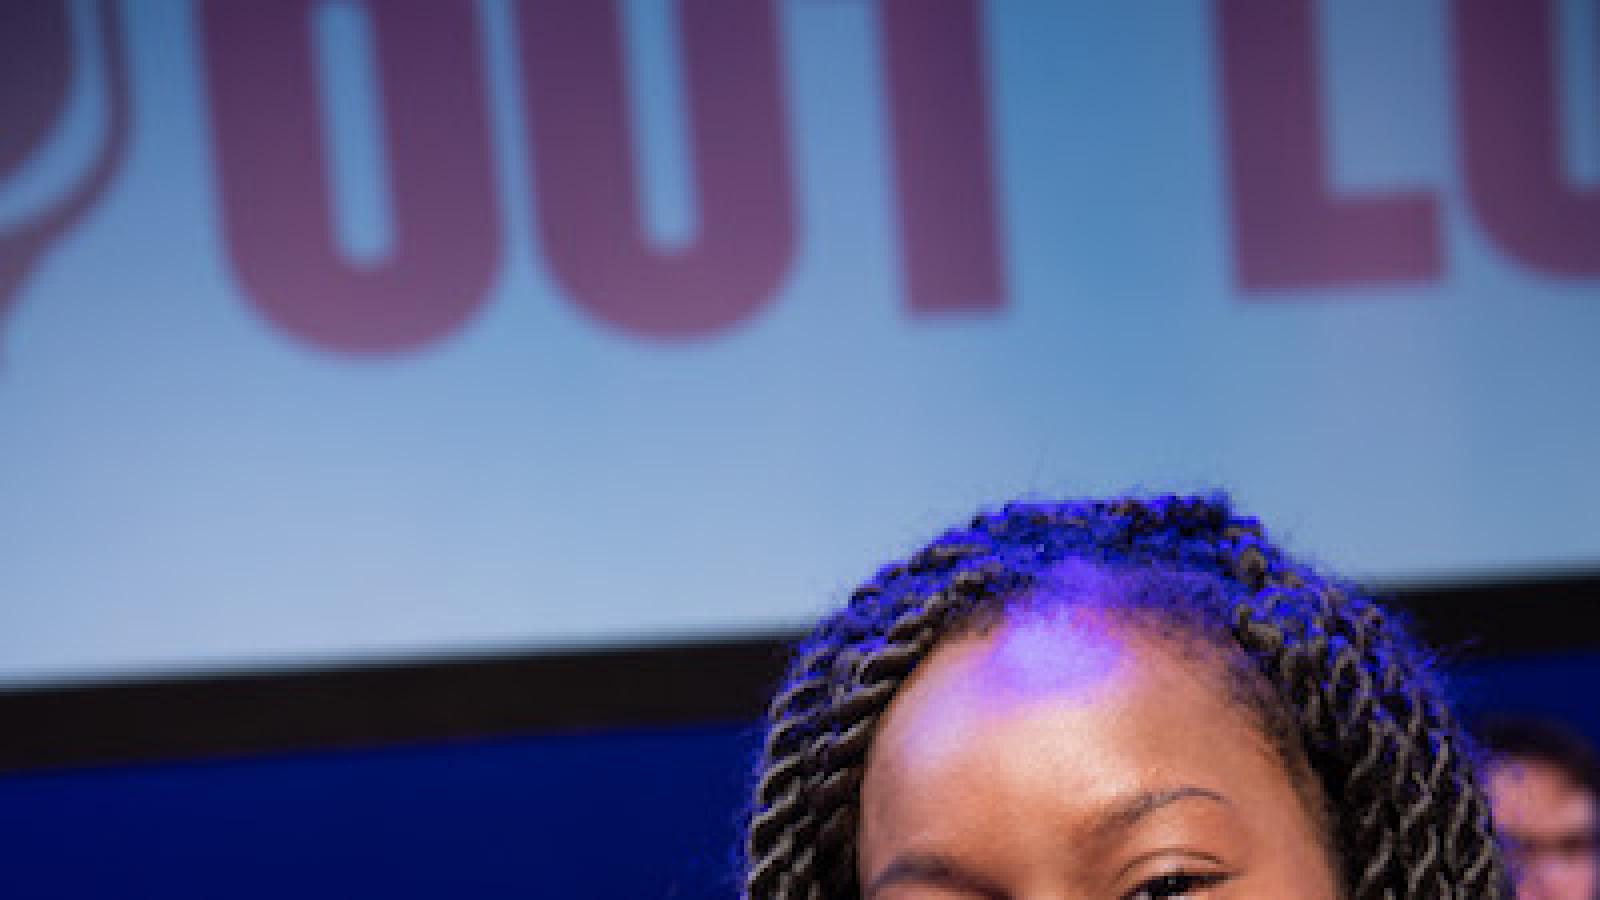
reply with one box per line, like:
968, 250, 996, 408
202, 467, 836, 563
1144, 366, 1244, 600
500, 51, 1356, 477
863, 788, 1230, 898
1091, 785, 1232, 840
864, 853, 1009, 900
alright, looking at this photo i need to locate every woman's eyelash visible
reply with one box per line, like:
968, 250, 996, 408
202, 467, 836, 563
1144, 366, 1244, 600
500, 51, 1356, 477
1126, 870, 1229, 899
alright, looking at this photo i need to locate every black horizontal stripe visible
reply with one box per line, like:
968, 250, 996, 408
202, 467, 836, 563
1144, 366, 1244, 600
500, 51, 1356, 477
0, 571, 1594, 772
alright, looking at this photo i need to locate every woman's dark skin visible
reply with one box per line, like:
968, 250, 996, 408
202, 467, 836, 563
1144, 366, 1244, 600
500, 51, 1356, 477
857, 599, 1342, 900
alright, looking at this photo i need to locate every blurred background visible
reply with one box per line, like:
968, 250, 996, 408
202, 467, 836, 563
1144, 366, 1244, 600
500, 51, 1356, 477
1, 0, 1597, 896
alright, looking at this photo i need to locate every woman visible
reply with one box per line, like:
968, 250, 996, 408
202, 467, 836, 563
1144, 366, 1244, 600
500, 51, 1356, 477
743, 494, 1505, 899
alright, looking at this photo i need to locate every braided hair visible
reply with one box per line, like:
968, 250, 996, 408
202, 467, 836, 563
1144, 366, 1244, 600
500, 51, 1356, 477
743, 493, 1505, 899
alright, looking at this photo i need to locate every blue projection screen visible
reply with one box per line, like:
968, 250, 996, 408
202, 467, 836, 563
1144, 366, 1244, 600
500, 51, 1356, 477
1, 0, 1597, 688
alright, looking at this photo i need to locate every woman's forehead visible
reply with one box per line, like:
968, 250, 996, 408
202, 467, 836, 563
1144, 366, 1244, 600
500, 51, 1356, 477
858, 617, 1284, 856
867, 615, 1246, 786
978, 606, 1133, 696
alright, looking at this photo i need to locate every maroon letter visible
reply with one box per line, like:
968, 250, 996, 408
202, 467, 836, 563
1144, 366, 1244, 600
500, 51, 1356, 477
0, 0, 128, 332
1216, 0, 1440, 291
517, 0, 794, 338
881, 0, 1006, 315
202, 0, 498, 354
1456, 0, 1600, 276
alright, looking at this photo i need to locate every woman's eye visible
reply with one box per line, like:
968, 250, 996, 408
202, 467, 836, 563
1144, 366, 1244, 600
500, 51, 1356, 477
1125, 871, 1228, 899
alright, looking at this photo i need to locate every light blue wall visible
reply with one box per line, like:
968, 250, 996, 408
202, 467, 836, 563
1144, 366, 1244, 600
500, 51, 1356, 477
3, 3, 1597, 686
